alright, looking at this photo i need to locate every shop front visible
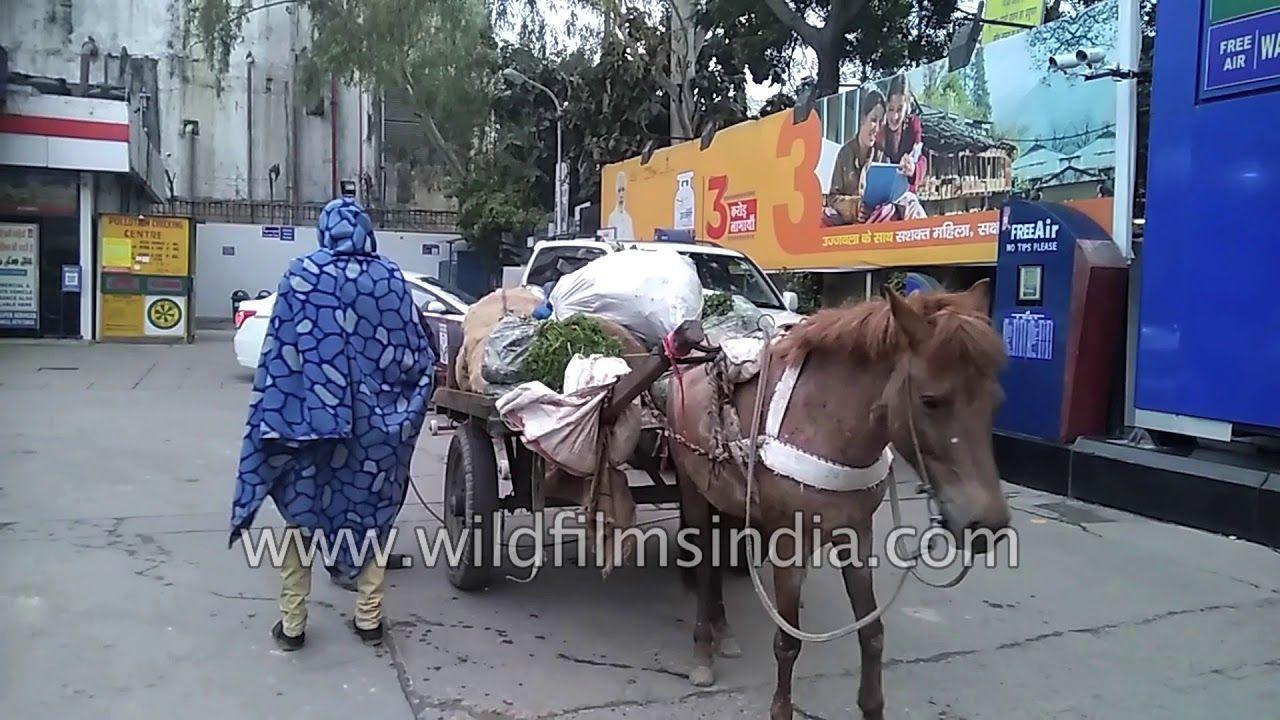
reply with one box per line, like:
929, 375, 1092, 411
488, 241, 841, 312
0, 80, 165, 339
0, 168, 82, 338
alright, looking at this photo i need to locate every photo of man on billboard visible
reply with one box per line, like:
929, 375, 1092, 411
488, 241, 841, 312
606, 171, 636, 241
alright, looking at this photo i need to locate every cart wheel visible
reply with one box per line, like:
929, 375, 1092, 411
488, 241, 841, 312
443, 420, 499, 591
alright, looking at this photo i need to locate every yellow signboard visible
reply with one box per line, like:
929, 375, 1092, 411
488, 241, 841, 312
100, 214, 190, 276
981, 0, 1045, 45
100, 293, 143, 337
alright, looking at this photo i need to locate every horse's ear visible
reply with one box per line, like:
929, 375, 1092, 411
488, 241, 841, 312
885, 286, 931, 351
958, 278, 992, 316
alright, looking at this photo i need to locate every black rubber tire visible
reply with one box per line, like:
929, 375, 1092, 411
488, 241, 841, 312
444, 420, 500, 591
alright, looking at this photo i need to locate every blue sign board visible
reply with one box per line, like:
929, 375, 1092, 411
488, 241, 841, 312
61, 264, 81, 293
1202, 3, 1280, 98
263, 225, 296, 241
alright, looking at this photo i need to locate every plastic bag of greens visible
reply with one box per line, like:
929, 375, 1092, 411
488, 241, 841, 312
481, 315, 539, 386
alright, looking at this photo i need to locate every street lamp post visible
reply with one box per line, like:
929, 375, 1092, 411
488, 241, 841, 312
501, 68, 568, 236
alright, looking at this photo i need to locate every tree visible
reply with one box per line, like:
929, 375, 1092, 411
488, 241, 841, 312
720, 0, 960, 99
582, 1, 749, 145
963, 44, 992, 120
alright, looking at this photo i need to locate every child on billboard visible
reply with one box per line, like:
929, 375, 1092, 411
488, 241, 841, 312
880, 74, 927, 194
870, 73, 928, 223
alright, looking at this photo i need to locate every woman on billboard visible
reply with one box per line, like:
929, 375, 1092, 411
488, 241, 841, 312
825, 83, 927, 226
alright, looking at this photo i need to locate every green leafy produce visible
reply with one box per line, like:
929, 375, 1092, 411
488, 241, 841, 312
702, 291, 733, 319
524, 316, 623, 392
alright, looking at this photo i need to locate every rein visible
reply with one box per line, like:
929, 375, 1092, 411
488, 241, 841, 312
741, 342, 968, 644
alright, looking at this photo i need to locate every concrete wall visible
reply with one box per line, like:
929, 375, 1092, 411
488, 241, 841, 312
193, 222, 457, 319
2, 0, 377, 205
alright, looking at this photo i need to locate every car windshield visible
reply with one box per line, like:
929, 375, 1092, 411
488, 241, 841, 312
683, 253, 783, 310
526, 246, 607, 288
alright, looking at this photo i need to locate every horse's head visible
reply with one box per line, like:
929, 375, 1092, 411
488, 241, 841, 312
878, 280, 1010, 550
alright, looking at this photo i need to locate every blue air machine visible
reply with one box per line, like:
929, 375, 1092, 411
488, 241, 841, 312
992, 200, 1127, 442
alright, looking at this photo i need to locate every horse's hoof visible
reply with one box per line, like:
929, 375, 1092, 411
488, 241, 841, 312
859, 702, 885, 720
769, 702, 793, 720
716, 635, 743, 658
688, 664, 715, 687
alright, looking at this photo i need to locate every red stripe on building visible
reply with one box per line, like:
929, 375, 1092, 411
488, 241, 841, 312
0, 114, 129, 142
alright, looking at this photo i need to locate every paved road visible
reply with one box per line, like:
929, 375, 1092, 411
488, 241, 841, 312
2, 335, 1278, 719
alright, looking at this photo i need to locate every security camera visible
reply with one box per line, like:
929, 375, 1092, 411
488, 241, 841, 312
1049, 53, 1081, 71
1075, 47, 1107, 66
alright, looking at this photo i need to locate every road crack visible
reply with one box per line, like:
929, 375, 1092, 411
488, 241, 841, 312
555, 651, 687, 679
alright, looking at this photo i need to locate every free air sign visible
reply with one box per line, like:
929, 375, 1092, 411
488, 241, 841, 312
1202, 0, 1280, 99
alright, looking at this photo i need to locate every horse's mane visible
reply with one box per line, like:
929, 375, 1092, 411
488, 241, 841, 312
774, 290, 1006, 375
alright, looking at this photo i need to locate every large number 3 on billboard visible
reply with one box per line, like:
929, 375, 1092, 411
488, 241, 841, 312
772, 115, 822, 252
705, 175, 729, 241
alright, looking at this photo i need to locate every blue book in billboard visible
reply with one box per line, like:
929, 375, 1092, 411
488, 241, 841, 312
862, 162, 909, 209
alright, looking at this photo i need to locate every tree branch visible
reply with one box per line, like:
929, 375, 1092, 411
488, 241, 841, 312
827, 0, 869, 38
401, 69, 464, 178
763, 0, 820, 45
186, 0, 300, 51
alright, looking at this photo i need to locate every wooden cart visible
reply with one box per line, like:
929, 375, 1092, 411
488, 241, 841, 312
429, 321, 712, 590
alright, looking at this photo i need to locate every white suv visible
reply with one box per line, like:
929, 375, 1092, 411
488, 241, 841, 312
520, 238, 804, 328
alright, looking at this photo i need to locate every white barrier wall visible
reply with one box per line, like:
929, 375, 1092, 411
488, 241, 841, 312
194, 222, 457, 319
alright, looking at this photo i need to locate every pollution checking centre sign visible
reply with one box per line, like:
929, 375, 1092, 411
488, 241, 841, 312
1202, 0, 1280, 99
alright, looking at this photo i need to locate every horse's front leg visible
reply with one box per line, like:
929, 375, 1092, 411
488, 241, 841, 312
840, 520, 885, 720
769, 555, 806, 720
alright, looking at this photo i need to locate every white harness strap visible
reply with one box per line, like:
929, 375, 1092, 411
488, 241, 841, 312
755, 352, 893, 492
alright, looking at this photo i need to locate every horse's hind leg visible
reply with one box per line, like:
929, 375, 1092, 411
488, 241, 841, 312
709, 515, 741, 658
769, 560, 806, 720
840, 524, 885, 720
678, 477, 717, 687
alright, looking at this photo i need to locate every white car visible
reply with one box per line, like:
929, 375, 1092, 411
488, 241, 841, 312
520, 238, 805, 328
233, 273, 475, 374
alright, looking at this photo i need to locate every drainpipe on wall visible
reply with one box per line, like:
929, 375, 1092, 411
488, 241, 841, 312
357, 87, 364, 202
246, 51, 255, 221
330, 74, 339, 198
182, 119, 200, 199
78, 37, 98, 96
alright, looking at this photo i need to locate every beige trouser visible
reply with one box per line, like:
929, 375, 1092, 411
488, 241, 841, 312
279, 528, 388, 637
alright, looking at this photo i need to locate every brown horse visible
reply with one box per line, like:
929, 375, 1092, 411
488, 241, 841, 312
667, 281, 1011, 719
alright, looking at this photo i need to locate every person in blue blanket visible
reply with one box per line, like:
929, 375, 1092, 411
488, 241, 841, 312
228, 197, 436, 651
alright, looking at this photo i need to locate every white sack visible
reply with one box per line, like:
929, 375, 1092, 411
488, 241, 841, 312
496, 355, 641, 477
548, 249, 703, 347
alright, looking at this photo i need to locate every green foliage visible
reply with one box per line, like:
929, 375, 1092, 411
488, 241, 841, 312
704, 0, 961, 98
769, 271, 821, 313
702, 292, 733, 318
918, 65, 987, 121
189, 0, 246, 89
524, 316, 624, 392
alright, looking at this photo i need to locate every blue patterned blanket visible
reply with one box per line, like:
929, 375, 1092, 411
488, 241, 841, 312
229, 198, 436, 578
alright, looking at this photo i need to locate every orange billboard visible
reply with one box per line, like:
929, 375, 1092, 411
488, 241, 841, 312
600, 2, 1120, 271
